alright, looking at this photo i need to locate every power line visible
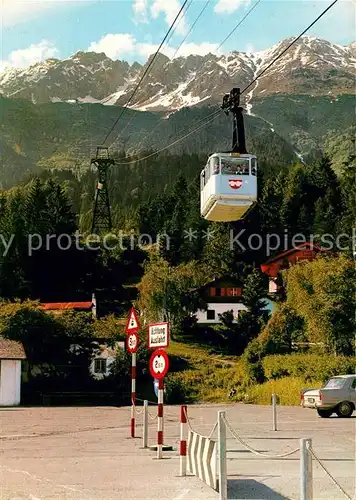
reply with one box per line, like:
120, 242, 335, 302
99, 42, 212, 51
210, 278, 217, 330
101, 0, 190, 147
111, 0, 339, 164
131, 104, 224, 154
167, 0, 195, 48
118, 0, 261, 154
112, 0, 213, 148
169, 0, 212, 62
106, 0, 194, 146
114, 108, 222, 165
216, 0, 261, 53
241, 0, 339, 94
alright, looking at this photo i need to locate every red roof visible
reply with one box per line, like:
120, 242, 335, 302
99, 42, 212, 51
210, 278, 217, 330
263, 243, 324, 265
40, 302, 93, 311
261, 243, 326, 278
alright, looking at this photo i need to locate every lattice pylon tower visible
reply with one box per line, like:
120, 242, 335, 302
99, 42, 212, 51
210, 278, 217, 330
91, 146, 115, 234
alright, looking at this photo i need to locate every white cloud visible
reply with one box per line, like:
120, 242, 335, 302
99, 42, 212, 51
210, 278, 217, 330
132, 0, 188, 35
173, 42, 221, 57
88, 34, 223, 61
150, 0, 188, 35
1, 0, 88, 28
1, 40, 59, 69
214, 0, 250, 14
88, 34, 136, 59
133, 0, 149, 23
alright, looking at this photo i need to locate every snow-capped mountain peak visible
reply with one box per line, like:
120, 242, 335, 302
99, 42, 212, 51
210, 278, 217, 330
0, 36, 354, 111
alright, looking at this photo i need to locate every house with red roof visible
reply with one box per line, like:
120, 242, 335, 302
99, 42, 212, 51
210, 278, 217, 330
38, 294, 124, 380
261, 242, 326, 295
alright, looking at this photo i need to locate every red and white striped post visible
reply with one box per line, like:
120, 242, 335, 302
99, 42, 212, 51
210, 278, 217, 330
131, 352, 136, 438
157, 378, 164, 459
180, 405, 187, 476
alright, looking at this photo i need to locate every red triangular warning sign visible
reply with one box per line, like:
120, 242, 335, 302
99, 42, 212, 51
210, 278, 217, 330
125, 307, 140, 334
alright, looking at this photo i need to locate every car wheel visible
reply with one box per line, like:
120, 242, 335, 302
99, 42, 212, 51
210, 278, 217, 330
317, 408, 333, 418
336, 401, 354, 418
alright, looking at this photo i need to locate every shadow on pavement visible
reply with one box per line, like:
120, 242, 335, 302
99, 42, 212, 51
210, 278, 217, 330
227, 479, 289, 499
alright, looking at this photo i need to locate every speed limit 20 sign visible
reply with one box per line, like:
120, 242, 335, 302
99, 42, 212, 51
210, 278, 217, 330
127, 332, 138, 354
149, 349, 169, 380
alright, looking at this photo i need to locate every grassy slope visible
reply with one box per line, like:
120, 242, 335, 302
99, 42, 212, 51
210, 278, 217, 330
165, 340, 322, 405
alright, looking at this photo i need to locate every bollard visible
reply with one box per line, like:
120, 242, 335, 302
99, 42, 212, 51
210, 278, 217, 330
180, 405, 187, 476
143, 400, 148, 449
272, 393, 277, 431
157, 378, 164, 459
218, 411, 227, 500
300, 438, 313, 500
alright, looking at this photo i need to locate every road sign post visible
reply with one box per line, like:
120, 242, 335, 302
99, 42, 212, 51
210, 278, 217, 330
149, 349, 169, 459
131, 352, 137, 437
125, 307, 140, 438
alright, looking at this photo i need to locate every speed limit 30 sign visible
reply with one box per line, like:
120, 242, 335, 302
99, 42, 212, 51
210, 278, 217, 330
127, 332, 138, 354
149, 349, 169, 379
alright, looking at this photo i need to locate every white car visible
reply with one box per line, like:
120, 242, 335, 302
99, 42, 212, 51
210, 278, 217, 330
301, 374, 356, 418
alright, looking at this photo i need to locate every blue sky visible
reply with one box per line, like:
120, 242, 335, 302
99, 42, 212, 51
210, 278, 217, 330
1, 0, 355, 70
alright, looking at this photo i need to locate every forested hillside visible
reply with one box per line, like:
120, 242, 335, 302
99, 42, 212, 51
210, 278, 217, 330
0, 93, 354, 188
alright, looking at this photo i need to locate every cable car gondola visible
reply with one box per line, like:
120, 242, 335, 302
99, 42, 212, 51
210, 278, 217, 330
200, 87, 257, 222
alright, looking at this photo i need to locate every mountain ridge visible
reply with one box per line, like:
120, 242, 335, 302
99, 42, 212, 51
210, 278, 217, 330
0, 36, 354, 112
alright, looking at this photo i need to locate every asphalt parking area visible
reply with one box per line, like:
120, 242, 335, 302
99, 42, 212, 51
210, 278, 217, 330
0, 404, 354, 499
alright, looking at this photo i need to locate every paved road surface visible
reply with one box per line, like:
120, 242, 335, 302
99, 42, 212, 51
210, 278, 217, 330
0, 404, 354, 499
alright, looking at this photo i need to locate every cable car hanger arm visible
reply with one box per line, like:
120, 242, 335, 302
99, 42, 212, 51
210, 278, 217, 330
221, 87, 247, 155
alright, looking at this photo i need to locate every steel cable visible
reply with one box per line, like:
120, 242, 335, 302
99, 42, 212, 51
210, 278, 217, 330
241, 0, 339, 95
114, 107, 222, 165
308, 446, 353, 500
224, 415, 300, 458
116, 0, 261, 155
111, 0, 340, 164
101, 0, 190, 147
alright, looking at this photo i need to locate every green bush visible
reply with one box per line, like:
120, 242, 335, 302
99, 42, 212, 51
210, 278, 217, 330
263, 354, 355, 383
164, 375, 193, 404
243, 339, 266, 384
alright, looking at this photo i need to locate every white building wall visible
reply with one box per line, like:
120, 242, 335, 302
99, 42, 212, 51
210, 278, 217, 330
0, 360, 22, 406
89, 356, 116, 380
195, 303, 248, 324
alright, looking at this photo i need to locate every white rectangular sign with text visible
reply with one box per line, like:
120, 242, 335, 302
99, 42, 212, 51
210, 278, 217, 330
148, 322, 169, 349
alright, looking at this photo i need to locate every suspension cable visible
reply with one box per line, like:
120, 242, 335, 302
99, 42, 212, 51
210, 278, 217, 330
216, 0, 261, 53
169, 0, 212, 62
108, 0, 339, 163
241, 0, 339, 94
101, 0, 190, 147
114, 108, 222, 165
112, 0, 214, 148
106, 0, 194, 146
116, 0, 261, 155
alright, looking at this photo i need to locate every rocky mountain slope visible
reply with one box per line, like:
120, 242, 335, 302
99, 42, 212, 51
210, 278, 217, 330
0, 37, 354, 112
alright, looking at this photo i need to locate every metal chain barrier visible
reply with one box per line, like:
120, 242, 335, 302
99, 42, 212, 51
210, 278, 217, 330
183, 407, 194, 432
148, 410, 158, 420
131, 400, 144, 416
183, 407, 218, 439
308, 446, 353, 500
208, 421, 218, 439
223, 415, 300, 458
